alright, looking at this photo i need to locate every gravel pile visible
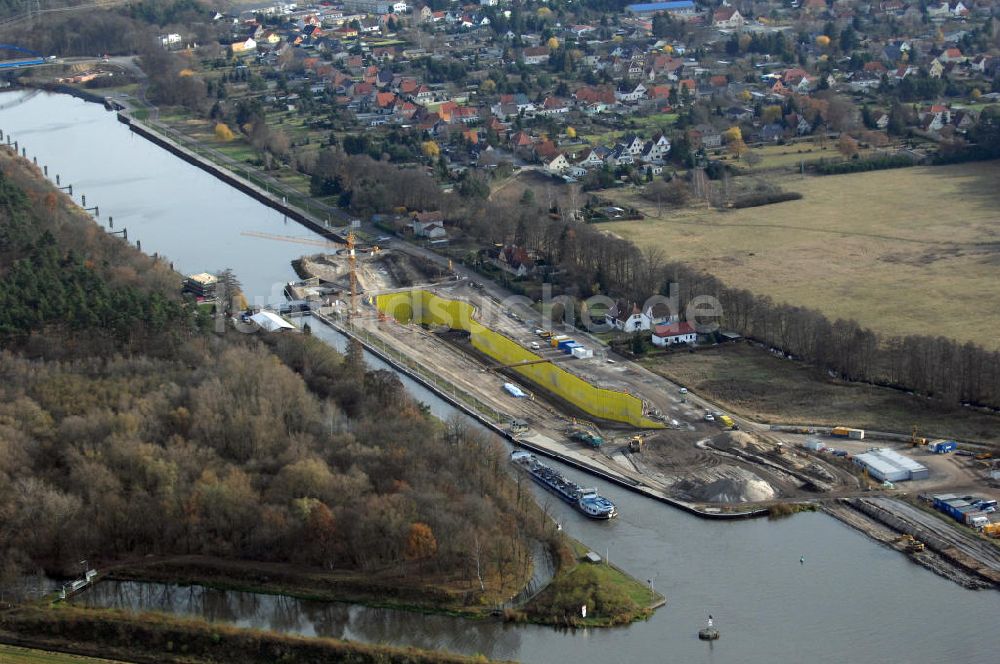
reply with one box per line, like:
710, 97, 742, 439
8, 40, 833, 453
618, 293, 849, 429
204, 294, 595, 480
689, 466, 777, 503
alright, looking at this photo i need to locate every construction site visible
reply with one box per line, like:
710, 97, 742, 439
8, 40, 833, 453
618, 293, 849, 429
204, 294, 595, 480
269, 236, 1000, 590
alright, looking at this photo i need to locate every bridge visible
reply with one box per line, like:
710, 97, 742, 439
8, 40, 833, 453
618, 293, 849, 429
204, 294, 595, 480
0, 43, 49, 69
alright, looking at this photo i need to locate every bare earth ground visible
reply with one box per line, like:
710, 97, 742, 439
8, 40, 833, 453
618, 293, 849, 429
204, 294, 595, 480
641, 343, 1000, 445
601, 161, 1000, 349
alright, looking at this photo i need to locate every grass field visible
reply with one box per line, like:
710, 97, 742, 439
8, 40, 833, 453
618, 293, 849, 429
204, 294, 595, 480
733, 141, 880, 170
0, 644, 128, 664
641, 344, 1000, 444
602, 161, 1000, 348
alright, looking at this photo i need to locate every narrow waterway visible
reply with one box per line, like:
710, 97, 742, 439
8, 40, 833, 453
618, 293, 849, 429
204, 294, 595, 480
6, 91, 1000, 664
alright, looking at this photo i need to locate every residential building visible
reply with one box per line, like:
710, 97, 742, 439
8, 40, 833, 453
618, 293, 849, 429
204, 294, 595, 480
651, 321, 697, 346
545, 153, 570, 174
343, 0, 394, 13
522, 47, 550, 65
713, 7, 744, 29
606, 302, 652, 333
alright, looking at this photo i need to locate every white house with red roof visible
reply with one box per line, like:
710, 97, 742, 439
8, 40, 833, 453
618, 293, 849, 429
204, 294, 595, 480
651, 321, 697, 346
713, 7, 744, 29
938, 47, 965, 64
606, 301, 652, 333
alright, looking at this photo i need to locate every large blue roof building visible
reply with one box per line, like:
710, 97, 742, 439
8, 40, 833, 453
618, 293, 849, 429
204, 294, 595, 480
625, 1, 697, 17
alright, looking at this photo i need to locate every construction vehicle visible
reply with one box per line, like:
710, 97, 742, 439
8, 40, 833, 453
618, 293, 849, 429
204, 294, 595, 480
895, 534, 925, 553
628, 435, 645, 453
569, 429, 604, 449
975, 452, 993, 460
911, 425, 927, 448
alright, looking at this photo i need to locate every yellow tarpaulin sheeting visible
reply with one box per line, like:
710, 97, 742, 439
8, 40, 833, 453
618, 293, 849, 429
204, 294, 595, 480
376, 290, 663, 428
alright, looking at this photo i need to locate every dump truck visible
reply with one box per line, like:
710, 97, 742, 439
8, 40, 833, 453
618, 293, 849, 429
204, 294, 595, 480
718, 415, 735, 429
570, 429, 604, 448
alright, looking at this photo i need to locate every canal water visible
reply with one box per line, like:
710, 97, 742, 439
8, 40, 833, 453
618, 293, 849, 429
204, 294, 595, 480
6, 91, 1000, 664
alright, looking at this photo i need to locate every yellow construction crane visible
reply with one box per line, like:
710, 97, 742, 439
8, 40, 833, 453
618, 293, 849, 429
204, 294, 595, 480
239, 230, 342, 249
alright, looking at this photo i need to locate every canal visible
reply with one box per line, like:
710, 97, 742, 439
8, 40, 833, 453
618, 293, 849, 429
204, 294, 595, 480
4, 91, 999, 664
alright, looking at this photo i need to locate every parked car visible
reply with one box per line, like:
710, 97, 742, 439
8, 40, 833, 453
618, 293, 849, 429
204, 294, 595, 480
704, 414, 715, 422
679, 387, 688, 394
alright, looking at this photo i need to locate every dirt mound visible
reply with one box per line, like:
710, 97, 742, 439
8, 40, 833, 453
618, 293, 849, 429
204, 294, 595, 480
722, 431, 758, 449
686, 466, 777, 503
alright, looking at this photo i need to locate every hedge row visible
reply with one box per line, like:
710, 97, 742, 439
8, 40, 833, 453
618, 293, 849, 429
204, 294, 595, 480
813, 155, 917, 175
731, 191, 804, 208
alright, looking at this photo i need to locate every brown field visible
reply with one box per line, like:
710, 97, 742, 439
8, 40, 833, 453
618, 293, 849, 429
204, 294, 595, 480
602, 161, 1000, 348
641, 344, 1000, 445
490, 169, 583, 211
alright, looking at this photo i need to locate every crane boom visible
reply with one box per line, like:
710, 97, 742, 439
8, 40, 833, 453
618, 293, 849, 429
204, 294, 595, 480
239, 230, 342, 249
348, 231, 357, 322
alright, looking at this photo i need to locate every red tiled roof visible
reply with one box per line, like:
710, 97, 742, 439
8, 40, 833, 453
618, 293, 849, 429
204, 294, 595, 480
653, 322, 696, 337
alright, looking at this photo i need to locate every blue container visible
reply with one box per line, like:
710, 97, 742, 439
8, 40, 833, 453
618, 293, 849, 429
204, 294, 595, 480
932, 440, 957, 453
557, 339, 576, 350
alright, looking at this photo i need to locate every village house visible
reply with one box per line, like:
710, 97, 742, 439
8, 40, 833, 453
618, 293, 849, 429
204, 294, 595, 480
938, 47, 965, 64
493, 245, 536, 277
640, 134, 671, 163
607, 144, 635, 166
615, 82, 648, 103
544, 153, 570, 174
522, 47, 550, 66
230, 37, 257, 55
574, 148, 606, 170
411, 211, 446, 239
713, 7, 744, 30
651, 321, 697, 346
606, 302, 652, 333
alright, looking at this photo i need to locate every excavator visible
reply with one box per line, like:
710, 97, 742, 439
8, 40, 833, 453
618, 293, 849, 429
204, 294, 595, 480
895, 534, 926, 553
628, 435, 646, 453
911, 425, 927, 448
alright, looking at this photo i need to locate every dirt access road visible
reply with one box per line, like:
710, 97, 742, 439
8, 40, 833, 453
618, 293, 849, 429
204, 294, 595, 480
869, 497, 1000, 577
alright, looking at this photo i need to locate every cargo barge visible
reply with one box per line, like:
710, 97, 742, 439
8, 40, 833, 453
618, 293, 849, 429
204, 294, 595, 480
511, 450, 618, 519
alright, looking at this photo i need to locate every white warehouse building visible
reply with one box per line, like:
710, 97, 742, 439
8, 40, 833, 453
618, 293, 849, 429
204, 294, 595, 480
853, 448, 929, 482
